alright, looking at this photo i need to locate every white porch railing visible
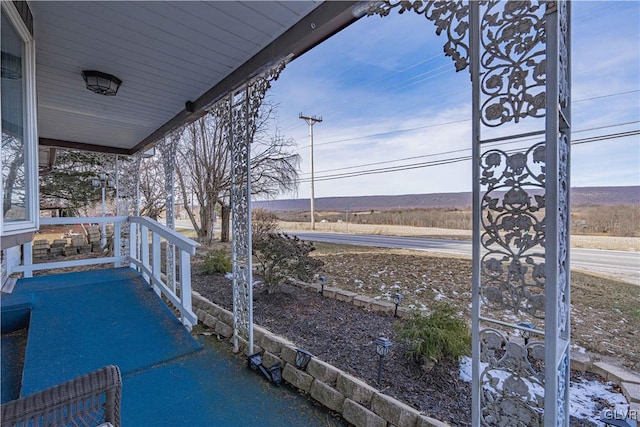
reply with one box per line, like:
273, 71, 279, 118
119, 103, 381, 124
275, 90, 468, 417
10, 216, 200, 328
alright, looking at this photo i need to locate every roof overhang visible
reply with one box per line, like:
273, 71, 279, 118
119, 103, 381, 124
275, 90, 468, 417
33, 1, 361, 155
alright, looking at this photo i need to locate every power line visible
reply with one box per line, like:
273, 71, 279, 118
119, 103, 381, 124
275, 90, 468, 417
299, 121, 640, 177
295, 129, 639, 184
294, 90, 639, 151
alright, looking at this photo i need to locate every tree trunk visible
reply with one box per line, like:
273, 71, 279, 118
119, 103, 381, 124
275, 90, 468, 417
199, 202, 217, 245
220, 204, 231, 243
2, 151, 23, 216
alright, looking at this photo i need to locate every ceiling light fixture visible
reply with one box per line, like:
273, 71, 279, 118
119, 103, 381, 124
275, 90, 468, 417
81, 70, 122, 96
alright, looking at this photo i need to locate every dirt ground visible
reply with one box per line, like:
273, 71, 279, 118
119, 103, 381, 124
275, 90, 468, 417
191, 242, 636, 426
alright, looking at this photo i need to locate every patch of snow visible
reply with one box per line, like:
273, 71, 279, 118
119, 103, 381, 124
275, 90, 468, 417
459, 356, 473, 382
224, 272, 233, 280
570, 379, 628, 425
458, 356, 630, 426
434, 293, 446, 301
571, 344, 587, 354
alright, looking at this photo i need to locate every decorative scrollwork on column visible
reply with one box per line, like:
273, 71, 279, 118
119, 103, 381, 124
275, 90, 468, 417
480, 329, 545, 426
556, 349, 569, 426
114, 153, 142, 261
158, 131, 182, 291
214, 60, 286, 353
557, 1, 570, 110
555, 0, 571, 341
479, 1, 547, 127
557, 131, 569, 336
363, 0, 470, 72
479, 142, 546, 317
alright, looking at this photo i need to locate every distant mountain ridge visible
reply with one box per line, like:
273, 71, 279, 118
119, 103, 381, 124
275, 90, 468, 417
254, 186, 639, 212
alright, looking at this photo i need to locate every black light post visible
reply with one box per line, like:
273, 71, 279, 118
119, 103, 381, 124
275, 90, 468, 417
393, 293, 403, 317
319, 276, 326, 295
518, 321, 535, 345
375, 337, 392, 385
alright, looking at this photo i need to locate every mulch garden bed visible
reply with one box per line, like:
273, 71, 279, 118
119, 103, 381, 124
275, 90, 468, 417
191, 268, 602, 426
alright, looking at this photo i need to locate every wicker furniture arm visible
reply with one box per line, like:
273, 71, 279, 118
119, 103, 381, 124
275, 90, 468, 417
1, 365, 122, 427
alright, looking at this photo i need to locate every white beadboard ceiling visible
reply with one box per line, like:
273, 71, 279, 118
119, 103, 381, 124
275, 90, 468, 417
30, 1, 358, 154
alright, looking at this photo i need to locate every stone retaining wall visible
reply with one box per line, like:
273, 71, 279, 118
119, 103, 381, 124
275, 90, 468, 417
191, 291, 449, 427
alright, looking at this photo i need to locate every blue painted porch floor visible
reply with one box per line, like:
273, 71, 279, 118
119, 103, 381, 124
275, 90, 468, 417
1, 268, 342, 426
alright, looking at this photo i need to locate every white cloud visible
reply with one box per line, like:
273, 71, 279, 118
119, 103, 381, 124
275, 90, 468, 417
268, 2, 639, 198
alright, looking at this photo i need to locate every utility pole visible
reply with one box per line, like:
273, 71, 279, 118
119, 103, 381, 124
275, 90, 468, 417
299, 113, 322, 230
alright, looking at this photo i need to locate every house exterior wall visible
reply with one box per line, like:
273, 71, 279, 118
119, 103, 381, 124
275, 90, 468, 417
1, 1, 38, 283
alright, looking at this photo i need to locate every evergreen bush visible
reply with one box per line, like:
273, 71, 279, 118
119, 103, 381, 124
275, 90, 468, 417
396, 303, 471, 364
201, 249, 232, 274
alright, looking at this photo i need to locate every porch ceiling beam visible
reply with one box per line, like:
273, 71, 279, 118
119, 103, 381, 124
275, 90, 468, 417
130, 1, 360, 154
39, 138, 131, 155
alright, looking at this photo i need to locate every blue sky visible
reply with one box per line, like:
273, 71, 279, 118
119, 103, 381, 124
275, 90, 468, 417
265, 1, 640, 199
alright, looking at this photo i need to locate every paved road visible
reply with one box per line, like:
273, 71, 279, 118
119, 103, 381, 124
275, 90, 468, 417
288, 231, 640, 286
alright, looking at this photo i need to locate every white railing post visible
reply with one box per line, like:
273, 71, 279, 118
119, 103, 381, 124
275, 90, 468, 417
113, 221, 121, 268
151, 231, 160, 296
142, 224, 150, 282
129, 222, 138, 270
179, 250, 193, 328
23, 241, 33, 278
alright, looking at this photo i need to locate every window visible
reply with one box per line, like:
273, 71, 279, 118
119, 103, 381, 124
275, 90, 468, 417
1, 2, 38, 238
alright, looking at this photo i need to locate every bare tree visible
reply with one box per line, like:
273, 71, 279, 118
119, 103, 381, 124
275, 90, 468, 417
176, 114, 229, 245
176, 102, 299, 244
138, 155, 166, 220
2, 133, 25, 217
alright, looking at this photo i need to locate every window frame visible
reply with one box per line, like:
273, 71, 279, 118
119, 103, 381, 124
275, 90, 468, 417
1, 1, 39, 238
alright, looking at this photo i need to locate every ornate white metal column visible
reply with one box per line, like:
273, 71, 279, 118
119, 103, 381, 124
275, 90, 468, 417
210, 61, 286, 354
158, 131, 182, 290
470, 1, 571, 425
364, 1, 570, 424
113, 153, 142, 265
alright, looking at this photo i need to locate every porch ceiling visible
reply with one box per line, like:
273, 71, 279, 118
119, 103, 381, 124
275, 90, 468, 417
32, 1, 359, 155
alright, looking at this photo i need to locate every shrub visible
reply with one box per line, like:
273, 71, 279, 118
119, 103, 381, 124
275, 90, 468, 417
252, 208, 279, 243
396, 303, 471, 364
252, 232, 324, 294
201, 249, 232, 275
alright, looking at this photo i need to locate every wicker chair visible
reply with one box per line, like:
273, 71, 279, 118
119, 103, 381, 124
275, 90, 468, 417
1, 365, 121, 427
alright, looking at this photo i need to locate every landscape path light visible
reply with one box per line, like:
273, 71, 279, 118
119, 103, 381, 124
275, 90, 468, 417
295, 348, 314, 370
393, 293, 403, 317
248, 352, 282, 385
375, 337, 392, 385
517, 321, 536, 345
319, 276, 326, 295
